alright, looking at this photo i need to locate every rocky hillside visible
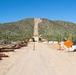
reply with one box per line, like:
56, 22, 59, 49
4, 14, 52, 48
38, 18, 76, 42
0, 18, 34, 41
0, 18, 76, 43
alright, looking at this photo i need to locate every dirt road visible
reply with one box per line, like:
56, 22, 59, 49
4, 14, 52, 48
2, 42, 76, 75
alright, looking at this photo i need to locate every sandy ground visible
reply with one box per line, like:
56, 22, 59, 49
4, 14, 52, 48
0, 42, 76, 75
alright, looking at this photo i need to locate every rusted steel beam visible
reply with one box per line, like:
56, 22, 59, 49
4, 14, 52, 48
0, 54, 8, 57
0, 49, 14, 52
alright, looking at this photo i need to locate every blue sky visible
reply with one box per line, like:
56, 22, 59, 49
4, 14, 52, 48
0, 0, 76, 23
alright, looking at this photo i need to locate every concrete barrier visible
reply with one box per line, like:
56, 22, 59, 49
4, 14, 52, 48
69, 45, 76, 51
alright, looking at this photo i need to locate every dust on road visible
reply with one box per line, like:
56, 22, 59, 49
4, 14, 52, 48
1, 42, 76, 75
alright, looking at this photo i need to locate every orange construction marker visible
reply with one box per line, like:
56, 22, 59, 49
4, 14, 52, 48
33, 42, 35, 50
57, 43, 61, 50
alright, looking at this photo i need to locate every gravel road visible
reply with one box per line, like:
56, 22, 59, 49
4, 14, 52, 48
1, 42, 76, 75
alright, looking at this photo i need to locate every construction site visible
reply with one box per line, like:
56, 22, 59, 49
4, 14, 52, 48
0, 18, 76, 75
